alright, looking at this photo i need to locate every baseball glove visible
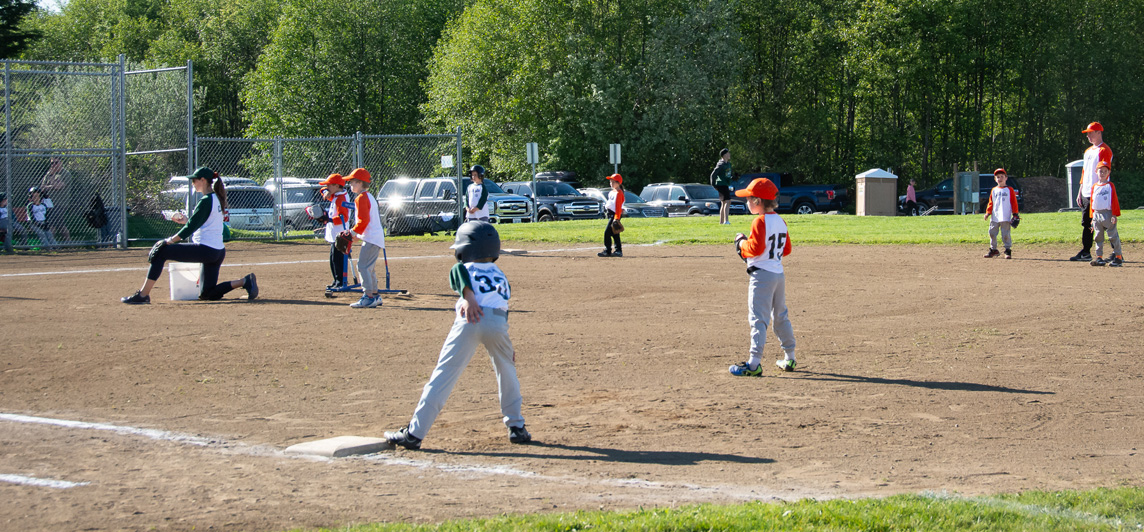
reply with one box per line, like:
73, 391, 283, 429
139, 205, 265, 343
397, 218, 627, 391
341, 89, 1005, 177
1011, 214, 1020, 228
335, 230, 354, 255
610, 219, 624, 234
148, 240, 167, 263
734, 233, 748, 262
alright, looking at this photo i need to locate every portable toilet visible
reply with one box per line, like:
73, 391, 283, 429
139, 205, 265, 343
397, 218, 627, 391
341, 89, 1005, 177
855, 168, 898, 216
1065, 160, 1084, 209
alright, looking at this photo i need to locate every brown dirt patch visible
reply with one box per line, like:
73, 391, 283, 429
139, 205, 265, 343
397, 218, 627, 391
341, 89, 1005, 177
1, 240, 1142, 531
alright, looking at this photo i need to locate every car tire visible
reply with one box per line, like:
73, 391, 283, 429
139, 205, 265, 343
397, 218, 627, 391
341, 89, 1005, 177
793, 201, 815, 215
538, 212, 554, 222
915, 202, 929, 216
687, 209, 702, 216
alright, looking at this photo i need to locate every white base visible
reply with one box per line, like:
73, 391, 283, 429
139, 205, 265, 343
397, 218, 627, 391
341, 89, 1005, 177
284, 436, 390, 457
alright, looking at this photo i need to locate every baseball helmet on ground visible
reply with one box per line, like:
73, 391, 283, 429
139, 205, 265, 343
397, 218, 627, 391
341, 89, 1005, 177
451, 221, 500, 262
469, 165, 486, 176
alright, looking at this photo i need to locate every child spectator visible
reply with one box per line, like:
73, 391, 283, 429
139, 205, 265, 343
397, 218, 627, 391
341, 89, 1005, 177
1089, 161, 1123, 267
345, 168, 384, 308
729, 178, 797, 376
983, 168, 1019, 259
25, 187, 59, 249
317, 173, 353, 289
465, 165, 489, 221
385, 221, 530, 449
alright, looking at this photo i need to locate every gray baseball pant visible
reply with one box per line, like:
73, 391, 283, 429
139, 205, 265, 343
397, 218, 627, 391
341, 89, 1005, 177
988, 220, 1012, 250
408, 308, 524, 439
1092, 210, 1122, 258
748, 268, 796, 368
357, 242, 381, 294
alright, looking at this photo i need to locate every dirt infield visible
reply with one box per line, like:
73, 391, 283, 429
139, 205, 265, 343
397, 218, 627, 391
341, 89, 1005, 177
2, 240, 1142, 531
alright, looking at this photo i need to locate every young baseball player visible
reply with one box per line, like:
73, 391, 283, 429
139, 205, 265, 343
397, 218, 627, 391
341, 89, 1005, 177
25, 187, 59, 249
598, 173, 625, 257
465, 165, 489, 221
1089, 161, 1123, 267
983, 168, 1019, 259
385, 221, 530, 449
317, 173, 353, 289
121, 167, 257, 304
344, 168, 384, 308
729, 178, 797, 376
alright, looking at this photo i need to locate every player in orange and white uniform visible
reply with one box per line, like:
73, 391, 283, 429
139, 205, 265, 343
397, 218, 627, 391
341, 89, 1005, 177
729, 177, 796, 377
317, 173, 353, 289
345, 168, 386, 308
1072, 122, 1113, 261
983, 168, 1019, 259
1088, 161, 1123, 267
598, 173, 625, 257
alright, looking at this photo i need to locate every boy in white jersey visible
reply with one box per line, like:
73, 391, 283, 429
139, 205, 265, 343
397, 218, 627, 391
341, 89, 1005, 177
385, 221, 531, 449
344, 168, 385, 308
1089, 161, 1123, 267
983, 168, 1019, 259
729, 178, 797, 376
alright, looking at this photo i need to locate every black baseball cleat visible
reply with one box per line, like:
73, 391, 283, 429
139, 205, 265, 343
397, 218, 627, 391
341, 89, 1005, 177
597, 251, 612, 257
1003, 249, 1012, 259
508, 425, 532, 444
121, 291, 150, 304
1070, 252, 1092, 262
1109, 256, 1124, 267
1090, 257, 1106, 267
983, 248, 999, 258
612, 251, 622, 257
244, 273, 259, 300
385, 427, 422, 450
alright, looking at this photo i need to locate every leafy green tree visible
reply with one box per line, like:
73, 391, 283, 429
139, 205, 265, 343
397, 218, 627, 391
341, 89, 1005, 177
0, 0, 39, 58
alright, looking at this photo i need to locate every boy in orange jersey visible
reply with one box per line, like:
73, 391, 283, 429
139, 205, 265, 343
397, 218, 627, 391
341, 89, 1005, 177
1089, 161, 1123, 267
983, 168, 1019, 259
344, 168, 386, 308
317, 173, 353, 289
729, 178, 796, 376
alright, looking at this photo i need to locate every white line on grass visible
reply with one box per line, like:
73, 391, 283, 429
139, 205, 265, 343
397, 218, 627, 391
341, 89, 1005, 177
0, 474, 89, 489
0, 413, 213, 445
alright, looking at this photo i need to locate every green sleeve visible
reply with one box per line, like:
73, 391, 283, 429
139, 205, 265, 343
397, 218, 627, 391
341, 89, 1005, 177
449, 262, 473, 295
175, 195, 212, 239
475, 185, 488, 210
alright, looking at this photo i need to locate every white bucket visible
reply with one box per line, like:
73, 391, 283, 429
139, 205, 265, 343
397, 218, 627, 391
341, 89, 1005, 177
168, 262, 201, 301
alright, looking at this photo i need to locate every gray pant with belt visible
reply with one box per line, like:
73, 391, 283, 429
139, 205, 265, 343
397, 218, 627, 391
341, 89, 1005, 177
1092, 210, 1122, 258
407, 307, 524, 439
748, 268, 796, 365
989, 220, 1012, 250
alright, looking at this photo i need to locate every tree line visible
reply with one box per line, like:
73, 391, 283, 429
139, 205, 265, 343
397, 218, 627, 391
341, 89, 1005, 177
9, 0, 1144, 195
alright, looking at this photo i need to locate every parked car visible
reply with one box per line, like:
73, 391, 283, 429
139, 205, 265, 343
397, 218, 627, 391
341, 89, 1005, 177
501, 180, 603, 221
277, 184, 328, 231
730, 173, 849, 215
899, 174, 1024, 215
376, 177, 532, 235
639, 183, 748, 216
534, 171, 582, 190
578, 188, 667, 218
264, 177, 311, 193
160, 186, 275, 231
167, 175, 259, 190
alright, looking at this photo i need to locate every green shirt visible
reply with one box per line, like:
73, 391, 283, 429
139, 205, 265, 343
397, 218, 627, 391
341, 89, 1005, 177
711, 159, 732, 187
175, 194, 214, 239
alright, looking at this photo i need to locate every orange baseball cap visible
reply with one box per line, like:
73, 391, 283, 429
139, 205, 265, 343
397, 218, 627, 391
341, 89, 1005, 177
734, 178, 778, 200
1097, 160, 1111, 170
606, 173, 622, 185
993, 168, 1007, 175
346, 167, 371, 184
1082, 122, 1104, 133
319, 173, 345, 186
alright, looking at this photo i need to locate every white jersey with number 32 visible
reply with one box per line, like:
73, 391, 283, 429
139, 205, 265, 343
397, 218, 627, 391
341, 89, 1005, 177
463, 262, 510, 311
745, 213, 789, 274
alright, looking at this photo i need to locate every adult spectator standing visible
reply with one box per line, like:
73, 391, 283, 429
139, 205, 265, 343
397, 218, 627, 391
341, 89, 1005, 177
39, 156, 73, 242
710, 148, 733, 225
1070, 122, 1113, 262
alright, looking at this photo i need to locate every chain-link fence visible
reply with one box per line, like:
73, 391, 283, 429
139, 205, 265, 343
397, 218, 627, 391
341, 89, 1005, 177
194, 131, 463, 240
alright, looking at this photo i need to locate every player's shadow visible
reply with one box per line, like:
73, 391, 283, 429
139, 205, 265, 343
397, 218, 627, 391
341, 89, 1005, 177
443, 443, 772, 466
795, 371, 1053, 395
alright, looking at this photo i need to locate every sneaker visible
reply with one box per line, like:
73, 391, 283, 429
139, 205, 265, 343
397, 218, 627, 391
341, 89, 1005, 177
326, 282, 342, 290
1070, 252, 1092, 262
729, 362, 762, 377
384, 427, 422, 450
1003, 249, 1012, 260
244, 273, 259, 300
508, 425, 532, 444
121, 291, 150, 304
366, 295, 383, 308
984, 248, 1000, 258
776, 359, 797, 372
1090, 257, 1105, 267
350, 295, 375, 308
1109, 256, 1124, 267
597, 251, 612, 257
612, 251, 622, 257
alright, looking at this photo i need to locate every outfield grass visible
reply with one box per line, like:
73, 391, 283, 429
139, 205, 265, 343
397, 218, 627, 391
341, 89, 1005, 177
303, 487, 1144, 531
380, 211, 1143, 246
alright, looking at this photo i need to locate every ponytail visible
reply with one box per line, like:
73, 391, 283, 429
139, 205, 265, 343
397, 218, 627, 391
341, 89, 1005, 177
212, 172, 228, 210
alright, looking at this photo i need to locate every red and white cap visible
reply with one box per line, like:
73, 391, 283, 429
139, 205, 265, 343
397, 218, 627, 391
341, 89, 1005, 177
1082, 122, 1104, 133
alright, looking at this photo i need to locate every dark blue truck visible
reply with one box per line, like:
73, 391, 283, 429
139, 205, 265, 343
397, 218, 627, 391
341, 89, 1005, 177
731, 172, 849, 214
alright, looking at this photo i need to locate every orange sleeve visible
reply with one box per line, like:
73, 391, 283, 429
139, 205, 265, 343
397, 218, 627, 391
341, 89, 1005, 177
614, 192, 624, 220
1089, 184, 1096, 217
739, 215, 768, 258
351, 194, 371, 234
1009, 187, 1018, 214
1100, 145, 1113, 167
782, 228, 792, 257
332, 193, 351, 225
1111, 183, 1121, 217
985, 187, 995, 215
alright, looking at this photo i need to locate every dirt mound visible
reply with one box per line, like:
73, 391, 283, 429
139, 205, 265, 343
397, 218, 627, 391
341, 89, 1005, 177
1020, 176, 1069, 212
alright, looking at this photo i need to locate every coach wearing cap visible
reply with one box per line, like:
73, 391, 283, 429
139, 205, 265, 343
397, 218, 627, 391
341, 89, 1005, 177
1070, 122, 1113, 262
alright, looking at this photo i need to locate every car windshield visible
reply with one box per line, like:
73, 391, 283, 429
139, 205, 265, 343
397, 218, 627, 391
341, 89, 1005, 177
382, 180, 418, 200
536, 182, 581, 196
228, 189, 274, 209
683, 185, 719, 199
462, 178, 506, 194
623, 191, 644, 203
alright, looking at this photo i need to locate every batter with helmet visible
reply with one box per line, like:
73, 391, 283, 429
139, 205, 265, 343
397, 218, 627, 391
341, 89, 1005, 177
465, 165, 490, 221
385, 221, 531, 449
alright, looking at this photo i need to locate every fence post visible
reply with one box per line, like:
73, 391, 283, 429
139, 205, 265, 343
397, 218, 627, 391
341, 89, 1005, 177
117, 55, 129, 249
355, 131, 364, 169
274, 136, 283, 240
3, 61, 11, 253
455, 126, 464, 222
186, 60, 194, 177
